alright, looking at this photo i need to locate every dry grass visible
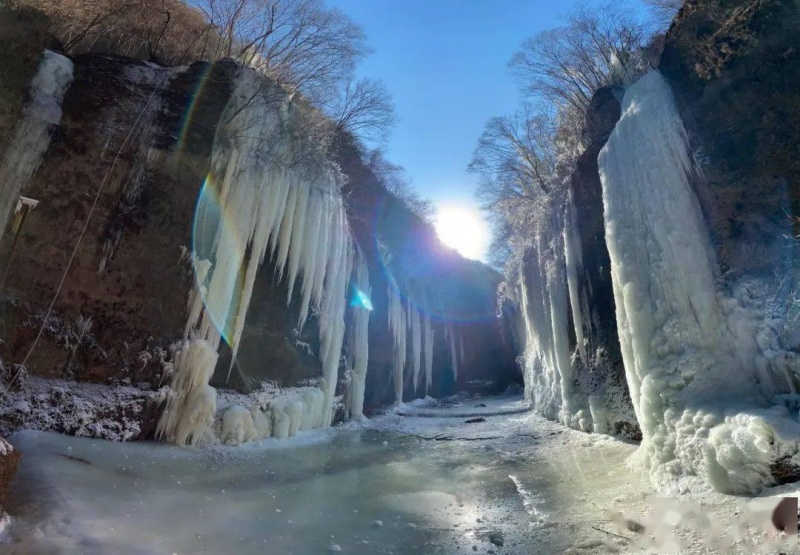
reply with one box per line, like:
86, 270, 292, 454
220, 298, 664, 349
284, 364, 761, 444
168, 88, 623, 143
9, 0, 224, 66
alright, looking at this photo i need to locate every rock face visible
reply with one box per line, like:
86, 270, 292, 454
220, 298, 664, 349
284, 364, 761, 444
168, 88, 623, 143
0, 437, 19, 508
660, 0, 800, 281
508, 0, 800, 469
0, 16, 518, 438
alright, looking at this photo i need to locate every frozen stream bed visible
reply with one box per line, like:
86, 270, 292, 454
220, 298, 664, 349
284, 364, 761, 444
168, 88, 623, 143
5, 394, 798, 554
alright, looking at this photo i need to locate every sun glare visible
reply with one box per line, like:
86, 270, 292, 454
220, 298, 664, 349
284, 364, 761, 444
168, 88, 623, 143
435, 206, 489, 261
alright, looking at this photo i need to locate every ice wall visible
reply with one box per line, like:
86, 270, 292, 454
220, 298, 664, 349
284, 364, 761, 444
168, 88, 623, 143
158, 67, 365, 444
0, 50, 73, 236
599, 70, 800, 494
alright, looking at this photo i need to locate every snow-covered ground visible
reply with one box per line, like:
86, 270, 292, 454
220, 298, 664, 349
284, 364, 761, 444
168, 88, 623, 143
4, 395, 799, 554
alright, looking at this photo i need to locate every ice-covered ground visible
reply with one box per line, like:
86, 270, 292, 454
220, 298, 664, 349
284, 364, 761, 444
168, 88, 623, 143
5, 395, 798, 554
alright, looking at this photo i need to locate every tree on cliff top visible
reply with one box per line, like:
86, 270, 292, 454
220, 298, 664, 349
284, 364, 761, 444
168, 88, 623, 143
470, 1, 652, 272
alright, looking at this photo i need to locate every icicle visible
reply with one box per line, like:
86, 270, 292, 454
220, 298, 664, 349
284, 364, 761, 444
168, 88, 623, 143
346, 247, 371, 420
423, 314, 434, 394
448, 325, 459, 382
410, 308, 422, 392
388, 284, 407, 404
159, 68, 359, 442
275, 183, 298, 280
563, 193, 587, 361
286, 181, 310, 301
0, 50, 73, 236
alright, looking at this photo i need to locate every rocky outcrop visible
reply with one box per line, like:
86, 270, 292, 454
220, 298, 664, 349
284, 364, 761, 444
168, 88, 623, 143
661, 0, 800, 281
0, 437, 19, 509
0, 28, 517, 437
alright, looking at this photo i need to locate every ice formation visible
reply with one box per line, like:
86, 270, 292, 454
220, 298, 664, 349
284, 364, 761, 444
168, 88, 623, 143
563, 193, 587, 362
598, 70, 800, 493
517, 226, 590, 432
388, 284, 407, 404
0, 50, 73, 236
445, 325, 459, 382
410, 309, 422, 391
155, 339, 219, 446
159, 67, 361, 444
345, 249, 371, 420
423, 314, 434, 394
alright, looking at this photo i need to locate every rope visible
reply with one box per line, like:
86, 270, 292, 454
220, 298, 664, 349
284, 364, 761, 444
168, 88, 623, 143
1, 70, 167, 399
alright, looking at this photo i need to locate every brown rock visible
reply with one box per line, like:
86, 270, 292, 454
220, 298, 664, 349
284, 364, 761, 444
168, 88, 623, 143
0, 437, 20, 507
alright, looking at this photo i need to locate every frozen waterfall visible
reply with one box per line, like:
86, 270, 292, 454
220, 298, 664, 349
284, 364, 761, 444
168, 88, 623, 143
0, 50, 73, 237
599, 70, 800, 494
158, 67, 363, 444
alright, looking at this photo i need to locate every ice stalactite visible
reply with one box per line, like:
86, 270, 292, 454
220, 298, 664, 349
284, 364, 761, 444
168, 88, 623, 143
0, 50, 73, 237
345, 248, 370, 420
410, 308, 422, 392
388, 284, 407, 404
446, 325, 459, 382
563, 193, 587, 362
599, 70, 800, 494
423, 314, 434, 394
158, 67, 356, 444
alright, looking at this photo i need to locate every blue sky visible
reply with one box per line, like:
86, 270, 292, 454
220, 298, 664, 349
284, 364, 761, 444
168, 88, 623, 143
326, 1, 651, 260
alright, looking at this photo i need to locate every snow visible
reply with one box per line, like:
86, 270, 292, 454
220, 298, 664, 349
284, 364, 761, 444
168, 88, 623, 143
0, 376, 155, 441
0, 50, 73, 237
598, 70, 800, 494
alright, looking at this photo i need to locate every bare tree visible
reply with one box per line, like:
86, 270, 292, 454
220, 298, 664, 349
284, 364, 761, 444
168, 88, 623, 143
469, 106, 556, 212
14, 0, 217, 65
365, 148, 436, 223
510, 2, 648, 119
326, 77, 396, 146
643, 0, 683, 30
197, 0, 368, 104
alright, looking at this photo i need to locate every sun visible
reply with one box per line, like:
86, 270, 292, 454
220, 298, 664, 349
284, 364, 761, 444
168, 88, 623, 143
435, 206, 489, 261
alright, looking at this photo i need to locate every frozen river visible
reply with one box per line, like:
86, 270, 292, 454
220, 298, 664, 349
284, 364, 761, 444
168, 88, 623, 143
5, 395, 794, 553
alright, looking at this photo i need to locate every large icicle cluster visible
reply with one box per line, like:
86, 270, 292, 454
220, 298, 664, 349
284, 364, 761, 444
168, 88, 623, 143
517, 224, 592, 432
0, 50, 73, 236
598, 70, 800, 494
158, 67, 361, 444
386, 284, 447, 403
